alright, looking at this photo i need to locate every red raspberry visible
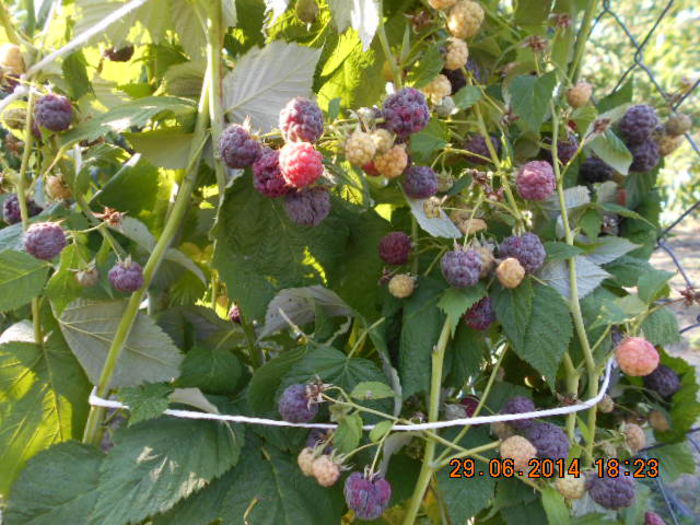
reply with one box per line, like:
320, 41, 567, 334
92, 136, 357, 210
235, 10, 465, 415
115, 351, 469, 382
460, 394, 479, 416
252, 148, 291, 198
363, 161, 381, 177
35, 94, 74, 132
284, 187, 331, 227
219, 124, 262, 169
279, 142, 324, 188
379, 232, 412, 265
616, 337, 659, 376
279, 97, 324, 143
516, 161, 556, 201
24, 222, 67, 260
228, 304, 242, 324
109, 260, 144, 292
645, 511, 666, 525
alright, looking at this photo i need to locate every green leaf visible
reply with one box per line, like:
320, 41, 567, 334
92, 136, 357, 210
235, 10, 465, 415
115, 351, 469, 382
177, 346, 242, 395
62, 51, 92, 100
60, 96, 196, 147
641, 308, 680, 347
4, 441, 103, 525
0, 250, 50, 312
334, 412, 363, 453
597, 80, 634, 114
600, 202, 654, 226
453, 85, 483, 110
58, 299, 184, 388
589, 130, 632, 175
507, 72, 558, 132
92, 156, 161, 218
437, 284, 487, 335
369, 420, 393, 442
514, 0, 553, 25
637, 268, 673, 303
436, 466, 496, 521
0, 334, 90, 496
350, 381, 395, 401
410, 119, 449, 164
119, 383, 174, 426
540, 486, 570, 525
544, 241, 585, 260
579, 208, 602, 240
124, 128, 193, 170
656, 441, 696, 482
657, 353, 700, 443
538, 256, 610, 300
91, 417, 242, 525
399, 278, 446, 397
493, 281, 573, 384
406, 46, 444, 88
445, 322, 487, 388
248, 347, 309, 413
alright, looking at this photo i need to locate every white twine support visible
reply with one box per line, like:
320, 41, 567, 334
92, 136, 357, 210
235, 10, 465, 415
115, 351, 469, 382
0, 0, 153, 115
89, 358, 616, 431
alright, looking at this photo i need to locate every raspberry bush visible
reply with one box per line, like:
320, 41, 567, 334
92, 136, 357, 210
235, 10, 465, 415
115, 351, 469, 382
0, 1, 696, 524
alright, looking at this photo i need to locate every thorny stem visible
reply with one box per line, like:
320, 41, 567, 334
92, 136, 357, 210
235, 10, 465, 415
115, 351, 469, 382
402, 320, 451, 525
551, 101, 598, 464
82, 74, 212, 446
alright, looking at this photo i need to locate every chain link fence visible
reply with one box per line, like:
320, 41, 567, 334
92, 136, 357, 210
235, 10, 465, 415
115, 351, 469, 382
586, 1, 699, 522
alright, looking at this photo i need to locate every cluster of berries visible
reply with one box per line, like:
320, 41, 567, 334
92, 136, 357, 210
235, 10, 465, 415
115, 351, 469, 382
219, 97, 330, 226
618, 104, 661, 173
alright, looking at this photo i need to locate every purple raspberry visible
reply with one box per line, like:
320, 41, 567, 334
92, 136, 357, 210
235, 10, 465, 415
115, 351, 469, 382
278, 383, 317, 423
23, 222, 67, 260
103, 45, 134, 62
403, 165, 438, 199
464, 134, 501, 165
344, 472, 392, 521
382, 88, 430, 139
643, 365, 681, 398
645, 512, 666, 525
619, 104, 659, 145
306, 429, 334, 450
379, 232, 412, 265
279, 97, 324, 143
228, 305, 241, 324
108, 260, 145, 292
460, 395, 480, 416
284, 187, 331, 227
586, 471, 636, 510
629, 140, 660, 173
441, 249, 482, 288
498, 233, 546, 274
35, 94, 74, 132
580, 157, 614, 184
526, 422, 570, 461
3, 194, 42, 224
516, 161, 556, 201
464, 297, 496, 331
252, 148, 291, 198
543, 134, 579, 165
219, 124, 262, 169
501, 396, 536, 431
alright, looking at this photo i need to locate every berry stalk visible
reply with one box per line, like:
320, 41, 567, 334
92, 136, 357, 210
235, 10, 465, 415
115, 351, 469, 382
82, 75, 212, 446
402, 320, 451, 525
569, 0, 600, 82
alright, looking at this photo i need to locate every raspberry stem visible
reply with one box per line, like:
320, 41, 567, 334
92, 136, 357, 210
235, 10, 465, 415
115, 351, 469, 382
377, 10, 402, 90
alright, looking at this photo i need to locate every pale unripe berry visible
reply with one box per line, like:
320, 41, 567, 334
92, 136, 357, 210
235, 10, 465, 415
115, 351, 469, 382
566, 82, 593, 108
447, 1, 485, 40
623, 423, 646, 453
345, 131, 376, 166
496, 257, 525, 289
500, 435, 537, 471
474, 244, 495, 278
428, 0, 457, 9
0, 44, 25, 76
374, 145, 408, 178
297, 447, 315, 476
46, 175, 72, 200
444, 37, 469, 70
311, 455, 341, 487
615, 337, 659, 376
388, 273, 416, 299
648, 410, 671, 432
371, 129, 394, 154
598, 394, 614, 414
423, 197, 442, 218
491, 421, 515, 440
555, 473, 586, 500
449, 210, 487, 234
657, 134, 683, 156
422, 74, 452, 104
665, 113, 692, 136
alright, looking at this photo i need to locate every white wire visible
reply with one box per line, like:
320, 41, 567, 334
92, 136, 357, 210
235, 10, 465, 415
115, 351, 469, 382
89, 358, 616, 431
